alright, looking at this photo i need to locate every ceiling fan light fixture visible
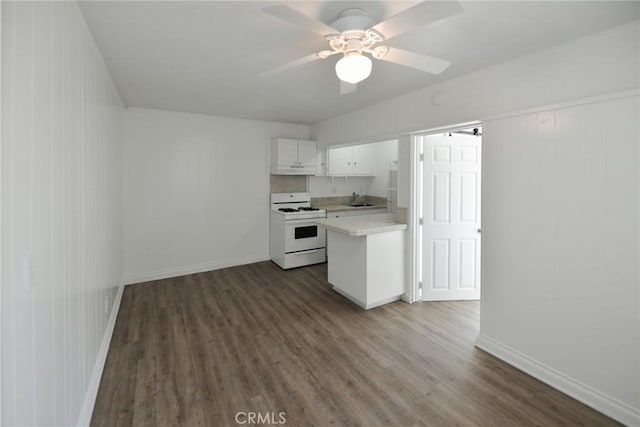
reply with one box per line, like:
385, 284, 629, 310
335, 53, 372, 84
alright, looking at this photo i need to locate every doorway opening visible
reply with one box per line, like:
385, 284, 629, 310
412, 125, 482, 302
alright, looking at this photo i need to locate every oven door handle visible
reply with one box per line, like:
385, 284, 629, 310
286, 219, 322, 225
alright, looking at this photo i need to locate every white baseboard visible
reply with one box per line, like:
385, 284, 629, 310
76, 284, 125, 426
476, 334, 640, 426
123, 255, 270, 285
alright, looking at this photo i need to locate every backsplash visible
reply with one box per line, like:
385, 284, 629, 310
270, 175, 307, 193
311, 195, 388, 208
308, 175, 371, 198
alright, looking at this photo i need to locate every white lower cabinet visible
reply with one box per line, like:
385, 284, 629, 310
325, 209, 387, 261
327, 229, 405, 309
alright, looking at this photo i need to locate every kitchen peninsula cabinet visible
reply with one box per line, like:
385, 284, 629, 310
314, 214, 407, 309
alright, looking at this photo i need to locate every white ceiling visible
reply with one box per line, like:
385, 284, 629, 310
79, 1, 639, 125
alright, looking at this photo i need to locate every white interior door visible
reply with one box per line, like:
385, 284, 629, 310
420, 132, 481, 301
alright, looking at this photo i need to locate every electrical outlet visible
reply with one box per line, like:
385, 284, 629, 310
105, 295, 110, 315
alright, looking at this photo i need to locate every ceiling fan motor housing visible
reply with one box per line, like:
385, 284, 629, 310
343, 38, 364, 55
330, 8, 376, 32
327, 8, 384, 56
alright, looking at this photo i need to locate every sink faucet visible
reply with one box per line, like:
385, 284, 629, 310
352, 192, 360, 204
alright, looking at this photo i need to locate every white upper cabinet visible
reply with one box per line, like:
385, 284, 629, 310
297, 140, 317, 167
328, 146, 353, 175
327, 144, 375, 176
271, 138, 317, 175
352, 144, 375, 175
276, 138, 299, 166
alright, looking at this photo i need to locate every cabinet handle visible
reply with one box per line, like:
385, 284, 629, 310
354, 162, 357, 165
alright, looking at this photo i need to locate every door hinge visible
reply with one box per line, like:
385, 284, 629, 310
419, 217, 424, 226
419, 153, 425, 162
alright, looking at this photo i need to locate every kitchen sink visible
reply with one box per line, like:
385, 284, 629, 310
349, 204, 374, 207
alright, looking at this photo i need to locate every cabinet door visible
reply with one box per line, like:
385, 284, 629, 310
352, 144, 375, 175
275, 138, 299, 166
297, 140, 317, 167
328, 146, 353, 175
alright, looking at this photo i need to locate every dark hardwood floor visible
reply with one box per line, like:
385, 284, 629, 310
91, 262, 617, 426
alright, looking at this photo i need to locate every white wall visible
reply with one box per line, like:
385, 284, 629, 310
310, 22, 639, 146
123, 107, 308, 283
308, 21, 640, 424
1, 2, 124, 425
478, 95, 639, 425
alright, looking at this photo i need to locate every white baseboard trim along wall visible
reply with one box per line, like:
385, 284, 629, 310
77, 285, 125, 427
476, 335, 640, 426
123, 256, 270, 285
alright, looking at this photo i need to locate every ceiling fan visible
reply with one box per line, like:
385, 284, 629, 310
261, 1, 463, 94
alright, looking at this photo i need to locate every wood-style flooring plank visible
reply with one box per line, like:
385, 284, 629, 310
91, 262, 618, 427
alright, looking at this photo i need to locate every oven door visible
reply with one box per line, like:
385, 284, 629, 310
284, 218, 326, 253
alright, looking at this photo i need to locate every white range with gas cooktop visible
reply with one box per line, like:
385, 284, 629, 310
270, 192, 326, 269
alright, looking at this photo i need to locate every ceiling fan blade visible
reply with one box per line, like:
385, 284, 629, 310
377, 47, 451, 74
263, 5, 338, 36
260, 53, 322, 77
371, 1, 463, 41
340, 81, 357, 95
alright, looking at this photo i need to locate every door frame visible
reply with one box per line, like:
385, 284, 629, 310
0, 1, 3, 423
1, 2, 4, 419
409, 121, 482, 302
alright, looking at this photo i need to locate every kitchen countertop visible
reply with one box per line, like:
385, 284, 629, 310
314, 213, 407, 237
319, 204, 387, 212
